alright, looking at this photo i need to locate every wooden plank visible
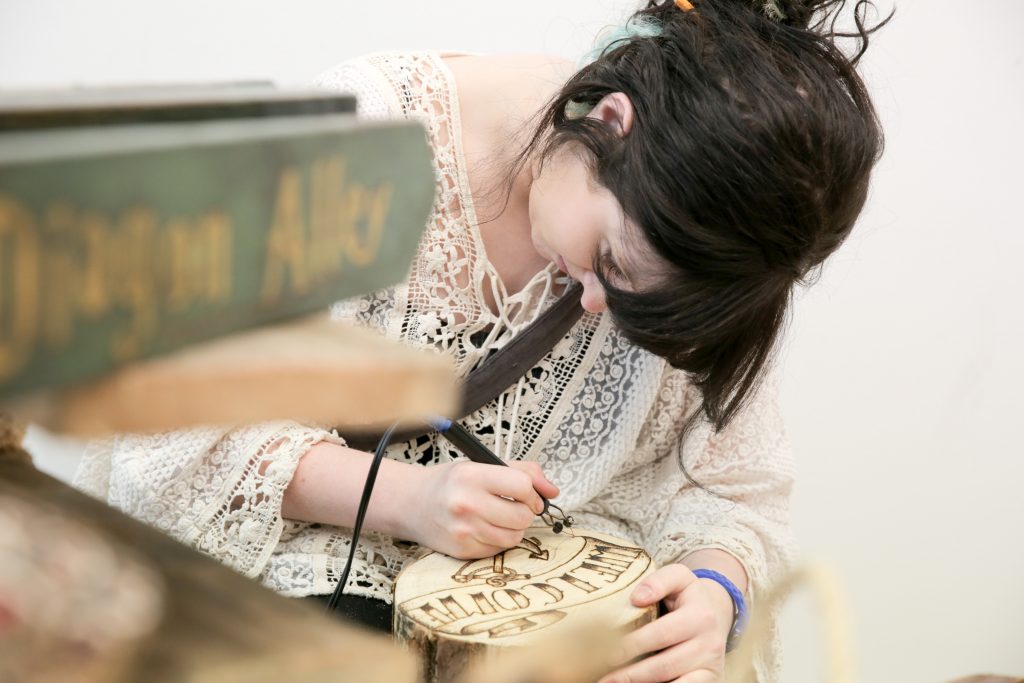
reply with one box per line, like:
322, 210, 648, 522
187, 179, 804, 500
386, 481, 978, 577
0, 86, 355, 131
0, 114, 435, 399
6, 314, 457, 437
0, 445, 419, 683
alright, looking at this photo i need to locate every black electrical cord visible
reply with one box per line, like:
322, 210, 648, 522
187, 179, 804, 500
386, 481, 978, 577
324, 420, 401, 614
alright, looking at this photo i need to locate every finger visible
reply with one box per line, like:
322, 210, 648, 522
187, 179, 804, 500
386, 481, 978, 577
479, 466, 545, 514
619, 608, 700, 661
508, 461, 560, 499
599, 640, 715, 683
673, 670, 718, 683
631, 564, 698, 607
446, 521, 509, 559
477, 491, 537, 530
449, 541, 508, 560
471, 519, 526, 549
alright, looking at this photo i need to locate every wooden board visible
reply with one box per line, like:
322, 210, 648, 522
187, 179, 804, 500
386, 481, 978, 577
393, 526, 658, 683
0, 85, 355, 131
0, 444, 418, 683
5, 313, 457, 437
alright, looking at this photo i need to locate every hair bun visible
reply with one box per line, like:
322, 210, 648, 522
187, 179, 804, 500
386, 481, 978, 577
757, 0, 811, 28
743, 1, 889, 42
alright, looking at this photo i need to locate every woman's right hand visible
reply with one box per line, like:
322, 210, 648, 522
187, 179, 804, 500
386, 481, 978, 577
402, 460, 560, 559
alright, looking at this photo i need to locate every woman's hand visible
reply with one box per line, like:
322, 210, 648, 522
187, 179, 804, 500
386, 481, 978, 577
598, 564, 734, 683
402, 460, 559, 559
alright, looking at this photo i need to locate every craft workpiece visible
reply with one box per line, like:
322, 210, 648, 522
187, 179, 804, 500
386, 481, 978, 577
394, 526, 658, 683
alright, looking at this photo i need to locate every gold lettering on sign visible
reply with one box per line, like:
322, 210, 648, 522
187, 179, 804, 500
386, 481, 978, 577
163, 211, 233, 313
78, 209, 111, 315
261, 166, 308, 302
0, 196, 40, 380
308, 157, 342, 280
0, 150, 395, 387
109, 206, 157, 360
41, 203, 77, 350
259, 155, 395, 305
0, 192, 239, 384
347, 182, 393, 266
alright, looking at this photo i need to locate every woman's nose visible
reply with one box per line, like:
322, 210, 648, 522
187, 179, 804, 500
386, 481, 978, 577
578, 271, 608, 313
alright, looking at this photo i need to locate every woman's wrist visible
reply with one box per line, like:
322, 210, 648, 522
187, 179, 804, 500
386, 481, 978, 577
281, 440, 423, 539
695, 575, 739, 639
692, 569, 747, 650
678, 548, 749, 643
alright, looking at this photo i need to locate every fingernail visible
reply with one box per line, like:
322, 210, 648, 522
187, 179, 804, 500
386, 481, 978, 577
633, 585, 652, 602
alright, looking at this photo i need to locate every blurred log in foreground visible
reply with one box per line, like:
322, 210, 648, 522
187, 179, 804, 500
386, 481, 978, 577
0, 442, 418, 683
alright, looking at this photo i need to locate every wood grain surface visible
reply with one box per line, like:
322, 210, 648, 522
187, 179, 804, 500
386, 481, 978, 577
394, 526, 658, 683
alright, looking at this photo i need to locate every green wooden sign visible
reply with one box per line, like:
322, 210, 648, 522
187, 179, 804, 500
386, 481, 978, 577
0, 114, 435, 398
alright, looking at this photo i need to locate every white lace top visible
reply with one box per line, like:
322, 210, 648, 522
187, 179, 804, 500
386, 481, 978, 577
74, 51, 796, 681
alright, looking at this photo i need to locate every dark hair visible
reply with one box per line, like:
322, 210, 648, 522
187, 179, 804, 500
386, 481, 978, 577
502, 0, 891, 438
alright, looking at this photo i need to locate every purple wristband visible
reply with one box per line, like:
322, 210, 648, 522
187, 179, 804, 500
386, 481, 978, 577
692, 568, 748, 652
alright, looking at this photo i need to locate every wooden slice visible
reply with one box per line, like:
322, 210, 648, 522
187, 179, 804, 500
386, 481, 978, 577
393, 526, 658, 683
5, 314, 457, 437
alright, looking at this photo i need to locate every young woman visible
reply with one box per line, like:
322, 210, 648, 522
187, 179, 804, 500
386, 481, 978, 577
75, 1, 888, 681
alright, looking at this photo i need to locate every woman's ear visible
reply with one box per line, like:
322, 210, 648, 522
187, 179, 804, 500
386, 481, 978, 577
586, 92, 635, 137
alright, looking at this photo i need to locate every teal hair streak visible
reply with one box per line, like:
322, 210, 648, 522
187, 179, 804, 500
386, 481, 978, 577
565, 15, 664, 119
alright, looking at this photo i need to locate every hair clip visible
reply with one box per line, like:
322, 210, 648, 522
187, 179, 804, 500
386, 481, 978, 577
675, 0, 695, 11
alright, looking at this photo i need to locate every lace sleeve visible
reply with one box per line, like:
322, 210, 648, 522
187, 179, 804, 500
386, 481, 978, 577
650, 373, 797, 570
309, 55, 400, 121
649, 371, 798, 681
72, 422, 345, 579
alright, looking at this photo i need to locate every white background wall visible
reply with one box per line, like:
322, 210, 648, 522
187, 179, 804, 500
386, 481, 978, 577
2, 1, 1021, 681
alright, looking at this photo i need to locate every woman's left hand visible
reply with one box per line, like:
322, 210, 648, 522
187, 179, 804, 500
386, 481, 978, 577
597, 564, 733, 683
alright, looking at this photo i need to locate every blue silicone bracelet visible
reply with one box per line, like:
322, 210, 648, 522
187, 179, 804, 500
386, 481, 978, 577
692, 569, 748, 652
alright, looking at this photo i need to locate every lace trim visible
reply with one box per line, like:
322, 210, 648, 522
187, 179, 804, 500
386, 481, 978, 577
76, 423, 345, 579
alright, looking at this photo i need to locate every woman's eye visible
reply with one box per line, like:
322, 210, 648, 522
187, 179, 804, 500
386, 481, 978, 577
604, 260, 625, 282
598, 248, 628, 286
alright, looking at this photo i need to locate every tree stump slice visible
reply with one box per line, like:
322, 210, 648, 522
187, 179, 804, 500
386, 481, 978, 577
393, 526, 658, 683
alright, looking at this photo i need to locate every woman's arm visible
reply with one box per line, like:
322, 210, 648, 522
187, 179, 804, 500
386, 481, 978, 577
624, 371, 794, 682
281, 440, 560, 560
586, 368, 793, 683
280, 440, 417, 538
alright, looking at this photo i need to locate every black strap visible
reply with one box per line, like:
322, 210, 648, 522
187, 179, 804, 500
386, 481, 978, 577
344, 282, 584, 450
